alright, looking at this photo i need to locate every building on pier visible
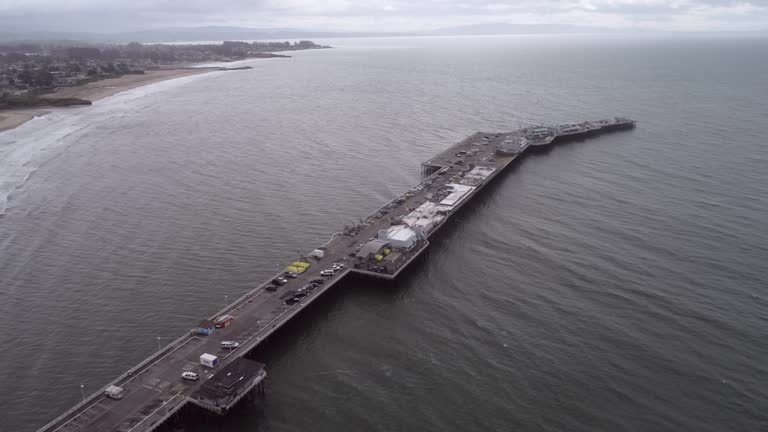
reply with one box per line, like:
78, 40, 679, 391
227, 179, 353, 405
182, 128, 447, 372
195, 320, 216, 336
438, 184, 475, 208
191, 358, 267, 415
496, 135, 528, 156
378, 225, 418, 250
401, 201, 449, 237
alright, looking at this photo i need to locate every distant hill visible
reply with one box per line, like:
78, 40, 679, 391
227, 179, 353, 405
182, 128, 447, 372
428, 23, 615, 36
2, 24, 762, 45
99, 27, 353, 43
0, 24, 610, 44
0, 27, 404, 44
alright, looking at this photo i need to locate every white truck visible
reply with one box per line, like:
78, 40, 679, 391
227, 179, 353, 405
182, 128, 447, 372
104, 385, 124, 400
200, 353, 219, 368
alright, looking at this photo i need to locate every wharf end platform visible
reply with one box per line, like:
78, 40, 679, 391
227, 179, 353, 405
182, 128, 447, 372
36, 117, 635, 432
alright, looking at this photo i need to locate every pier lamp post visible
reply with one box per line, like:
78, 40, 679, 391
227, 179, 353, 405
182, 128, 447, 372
156, 336, 174, 352
80, 384, 85, 401
225, 295, 229, 309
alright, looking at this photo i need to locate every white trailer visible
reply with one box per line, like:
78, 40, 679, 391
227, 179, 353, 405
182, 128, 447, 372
200, 353, 219, 368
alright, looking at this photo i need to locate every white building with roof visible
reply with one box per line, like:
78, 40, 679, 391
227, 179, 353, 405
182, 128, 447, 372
439, 184, 475, 208
378, 225, 418, 249
460, 166, 496, 186
401, 201, 449, 237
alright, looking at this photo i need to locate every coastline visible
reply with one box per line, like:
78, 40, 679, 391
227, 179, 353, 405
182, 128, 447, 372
0, 109, 51, 132
0, 67, 216, 132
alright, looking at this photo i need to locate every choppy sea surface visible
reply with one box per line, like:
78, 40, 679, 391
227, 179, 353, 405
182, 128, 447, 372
1, 35, 767, 432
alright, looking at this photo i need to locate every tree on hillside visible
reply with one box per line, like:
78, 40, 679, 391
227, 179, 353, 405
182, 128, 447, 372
33, 67, 54, 87
18, 67, 33, 85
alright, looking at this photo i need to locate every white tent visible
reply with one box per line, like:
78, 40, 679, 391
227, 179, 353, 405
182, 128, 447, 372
378, 225, 418, 249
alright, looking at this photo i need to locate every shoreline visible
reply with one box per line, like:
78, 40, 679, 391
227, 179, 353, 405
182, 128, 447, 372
0, 67, 219, 132
0, 109, 52, 132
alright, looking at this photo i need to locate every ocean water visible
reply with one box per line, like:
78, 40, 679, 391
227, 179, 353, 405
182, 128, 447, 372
0, 35, 767, 432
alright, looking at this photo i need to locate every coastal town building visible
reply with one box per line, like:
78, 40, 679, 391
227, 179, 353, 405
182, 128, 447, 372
0, 40, 327, 98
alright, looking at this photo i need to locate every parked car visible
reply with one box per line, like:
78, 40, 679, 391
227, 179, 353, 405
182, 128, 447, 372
182, 371, 199, 381
273, 277, 288, 286
104, 385, 124, 400
221, 341, 240, 350
265, 284, 278, 292
214, 315, 234, 328
285, 297, 300, 305
284, 272, 298, 279
310, 278, 324, 285
332, 263, 345, 269
320, 269, 335, 277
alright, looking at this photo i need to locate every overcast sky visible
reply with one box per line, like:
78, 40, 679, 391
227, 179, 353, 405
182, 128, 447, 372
0, 0, 766, 33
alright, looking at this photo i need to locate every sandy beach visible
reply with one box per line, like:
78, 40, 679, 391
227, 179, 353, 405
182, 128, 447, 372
0, 68, 214, 132
0, 110, 51, 132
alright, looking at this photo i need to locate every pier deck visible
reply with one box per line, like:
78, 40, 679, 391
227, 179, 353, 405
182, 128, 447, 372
36, 117, 634, 432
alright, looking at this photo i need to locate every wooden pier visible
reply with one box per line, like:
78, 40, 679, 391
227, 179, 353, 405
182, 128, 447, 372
35, 118, 635, 432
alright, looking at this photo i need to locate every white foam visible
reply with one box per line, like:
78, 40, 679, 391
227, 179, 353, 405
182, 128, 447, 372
0, 73, 213, 216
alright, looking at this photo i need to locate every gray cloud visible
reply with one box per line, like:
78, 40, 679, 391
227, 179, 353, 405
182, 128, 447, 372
0, 0, 766, 33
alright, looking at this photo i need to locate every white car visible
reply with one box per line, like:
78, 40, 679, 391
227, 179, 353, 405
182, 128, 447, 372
320, 269, 335, 277
182, 371, 199, 381
221, 341, 240, 350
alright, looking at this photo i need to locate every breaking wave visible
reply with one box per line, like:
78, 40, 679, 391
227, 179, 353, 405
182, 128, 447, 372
0, 73, 211, 216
